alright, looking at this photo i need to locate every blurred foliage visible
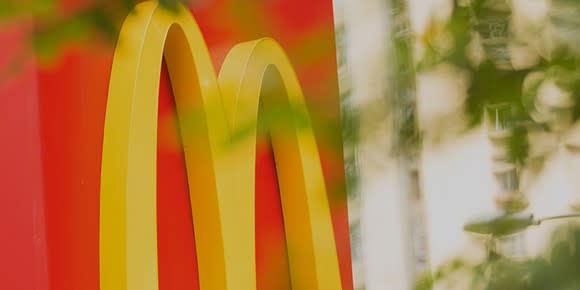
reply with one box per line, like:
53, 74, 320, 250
382, 0, 422, 159
416, 0, 580, 164
414, 224, 580, 290
1, 0, 347, 169
413, 1, 580, 285
0, 0, 191, 60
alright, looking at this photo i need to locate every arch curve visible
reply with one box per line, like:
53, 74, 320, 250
99, 2, 342, 290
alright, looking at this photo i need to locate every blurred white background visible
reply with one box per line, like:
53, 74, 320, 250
333, 0, 580, 289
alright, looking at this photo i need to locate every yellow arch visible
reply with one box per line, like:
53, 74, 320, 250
99, 1, 343, 290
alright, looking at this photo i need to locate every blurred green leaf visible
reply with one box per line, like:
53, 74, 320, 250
0, 0, 55, 18
33, 10, 94, 60
417, 225, 580, 290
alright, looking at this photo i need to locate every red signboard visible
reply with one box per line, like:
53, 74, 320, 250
0, 1, 352, 289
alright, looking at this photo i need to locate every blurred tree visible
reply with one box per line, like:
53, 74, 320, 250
414, 224, 580, 290
412, 0, 580, 285
0, 0, 191, 60
417, 0, 580, 164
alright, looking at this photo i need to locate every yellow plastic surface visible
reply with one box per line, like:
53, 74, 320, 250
99, 1, 343, 290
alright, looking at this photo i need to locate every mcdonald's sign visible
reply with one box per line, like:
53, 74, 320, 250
0, 1, 352, 290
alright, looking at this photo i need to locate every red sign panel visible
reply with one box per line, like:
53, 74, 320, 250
0, 1, 351, 290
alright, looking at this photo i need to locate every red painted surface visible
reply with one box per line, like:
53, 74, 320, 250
0, 1, 352, 289
0, 19, 49, 290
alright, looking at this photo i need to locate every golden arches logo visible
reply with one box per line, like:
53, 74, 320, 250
99, 1, 343, 290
